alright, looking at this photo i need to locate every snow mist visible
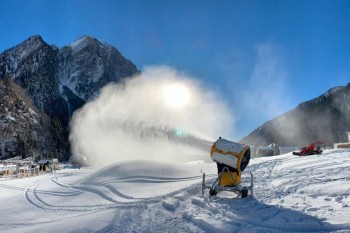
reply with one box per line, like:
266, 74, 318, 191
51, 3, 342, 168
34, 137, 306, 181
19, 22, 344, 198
69, 66, 234, 166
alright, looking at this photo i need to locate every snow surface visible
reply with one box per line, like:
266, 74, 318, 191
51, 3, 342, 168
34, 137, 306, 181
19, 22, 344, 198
1, 149, 350, 232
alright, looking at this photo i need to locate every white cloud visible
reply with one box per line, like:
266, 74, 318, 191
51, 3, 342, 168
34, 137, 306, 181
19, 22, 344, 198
238, 42, 292, 125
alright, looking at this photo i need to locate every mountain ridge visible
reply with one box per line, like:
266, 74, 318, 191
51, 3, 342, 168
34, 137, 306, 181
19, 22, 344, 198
0, 35, 139, 160
240, 83, 350, 147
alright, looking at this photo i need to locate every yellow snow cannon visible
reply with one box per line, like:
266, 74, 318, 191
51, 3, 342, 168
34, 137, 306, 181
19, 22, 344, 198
202, 137, 253, 198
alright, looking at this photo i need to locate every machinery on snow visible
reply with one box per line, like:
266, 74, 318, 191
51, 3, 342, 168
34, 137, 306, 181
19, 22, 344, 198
202, 137, 253, 198
292, 141, 324, 156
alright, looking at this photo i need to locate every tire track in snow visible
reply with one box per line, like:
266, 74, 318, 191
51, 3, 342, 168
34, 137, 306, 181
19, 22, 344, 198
24, 179, 116, 212
25, 172, 207, 213
52, 176, 144, 203
53, 173, 208, 204
0, 183, 26, 191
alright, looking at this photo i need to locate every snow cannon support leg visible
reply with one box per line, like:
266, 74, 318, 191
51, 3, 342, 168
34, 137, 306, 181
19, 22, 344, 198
250, 170, 254, 197
202, 168, 254, 198
202, 173, 214, 197
202, 173, 205, 196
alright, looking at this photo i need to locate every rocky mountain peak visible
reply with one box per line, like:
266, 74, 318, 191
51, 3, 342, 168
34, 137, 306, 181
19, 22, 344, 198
67, 35, 106, 54
5, 35, 46, 55
15, 35, 45, 49
0, 34, 139, 160
26, 35, 44, 43
0, 35, 50, 74
58, 35, 138, 104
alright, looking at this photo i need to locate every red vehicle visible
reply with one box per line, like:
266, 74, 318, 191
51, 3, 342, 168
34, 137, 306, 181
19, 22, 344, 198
292, 141, 324, 155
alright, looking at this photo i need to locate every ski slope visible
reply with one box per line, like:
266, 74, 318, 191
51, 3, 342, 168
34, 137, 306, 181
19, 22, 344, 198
0, 149, 350, 232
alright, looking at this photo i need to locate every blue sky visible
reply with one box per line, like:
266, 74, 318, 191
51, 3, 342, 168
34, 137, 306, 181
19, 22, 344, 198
1, 0, 350, 140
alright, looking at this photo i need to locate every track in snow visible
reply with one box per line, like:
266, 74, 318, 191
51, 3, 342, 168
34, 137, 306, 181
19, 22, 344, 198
23, 169, 210, 212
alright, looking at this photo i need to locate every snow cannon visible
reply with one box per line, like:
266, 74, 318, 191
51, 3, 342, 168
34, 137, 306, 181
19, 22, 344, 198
210, 138, 251, 186
202, 137, 253, 198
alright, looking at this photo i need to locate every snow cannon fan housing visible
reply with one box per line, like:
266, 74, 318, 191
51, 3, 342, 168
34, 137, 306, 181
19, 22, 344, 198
210, 138, 251, 186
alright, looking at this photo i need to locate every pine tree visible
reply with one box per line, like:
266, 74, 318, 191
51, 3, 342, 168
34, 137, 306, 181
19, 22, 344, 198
16, 135, 26, 159
51, 117, 63, 161
3, 73, 12, 87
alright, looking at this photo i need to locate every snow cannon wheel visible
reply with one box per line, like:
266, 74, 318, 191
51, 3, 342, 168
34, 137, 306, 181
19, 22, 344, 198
241, 187, 248, 198
209, 189, 217, 197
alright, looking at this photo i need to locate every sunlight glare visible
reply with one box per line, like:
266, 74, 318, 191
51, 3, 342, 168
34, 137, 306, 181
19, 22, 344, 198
163, 84, 190, 108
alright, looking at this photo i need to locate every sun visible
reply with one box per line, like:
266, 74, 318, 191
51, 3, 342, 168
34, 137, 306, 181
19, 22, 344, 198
163, 84, 190, 108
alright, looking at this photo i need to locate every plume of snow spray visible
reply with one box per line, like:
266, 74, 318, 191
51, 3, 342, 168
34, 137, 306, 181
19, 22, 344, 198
69, 66, 234, 166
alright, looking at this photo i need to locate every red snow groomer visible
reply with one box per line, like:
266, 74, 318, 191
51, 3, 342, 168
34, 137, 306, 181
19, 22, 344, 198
292, 141, 324, 155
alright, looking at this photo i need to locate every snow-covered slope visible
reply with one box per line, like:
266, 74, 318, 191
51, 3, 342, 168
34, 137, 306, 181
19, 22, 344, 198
0, 149, 350, 232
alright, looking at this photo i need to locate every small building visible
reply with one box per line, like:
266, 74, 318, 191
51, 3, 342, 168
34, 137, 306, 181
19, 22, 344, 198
37, 160, 51, 171
251, 142, 281, 157
279, 147, 299, 155
256, 146, 274, 157
334, 132, 350, 149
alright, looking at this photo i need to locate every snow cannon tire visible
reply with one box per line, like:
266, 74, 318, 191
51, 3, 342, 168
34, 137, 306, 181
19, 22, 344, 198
241, 187, 248, 198
209, 189, 217, 197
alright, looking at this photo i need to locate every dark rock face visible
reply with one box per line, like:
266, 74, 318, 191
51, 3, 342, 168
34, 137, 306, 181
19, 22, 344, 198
1, 35, 138, 121
0, 35, 69, 125
0, 35, 138, 160
0, 79, 56, 160
58, 36, 138, 116
240, 84, 350, 147
58, 36, 138, 104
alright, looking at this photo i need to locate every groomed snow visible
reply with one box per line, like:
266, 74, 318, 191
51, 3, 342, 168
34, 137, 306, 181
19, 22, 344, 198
1, 149, 350, 232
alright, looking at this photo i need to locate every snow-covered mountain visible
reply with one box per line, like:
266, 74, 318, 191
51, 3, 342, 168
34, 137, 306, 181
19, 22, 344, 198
58, 35, 138, 115
0, 35, 67, 123
0, 35, 139, 160
0, 35, 138, 121
241, 84, 350, 147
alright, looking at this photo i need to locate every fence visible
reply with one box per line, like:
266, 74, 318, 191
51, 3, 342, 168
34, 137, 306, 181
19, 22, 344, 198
0, 163, 41, 180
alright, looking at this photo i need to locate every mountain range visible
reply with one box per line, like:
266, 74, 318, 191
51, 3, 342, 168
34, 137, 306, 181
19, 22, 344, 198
0, 35, 138, 160
1, 35, 349, 160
